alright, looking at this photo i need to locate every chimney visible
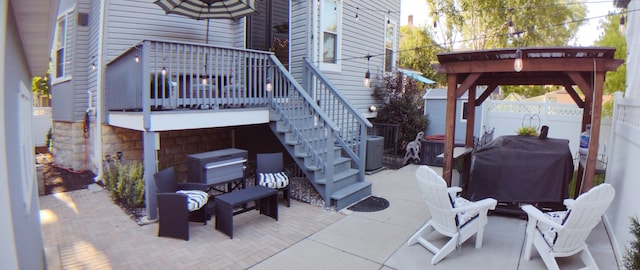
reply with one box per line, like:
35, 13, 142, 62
408, 15, 413, 26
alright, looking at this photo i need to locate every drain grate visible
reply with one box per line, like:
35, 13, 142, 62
347, 196, 390, 212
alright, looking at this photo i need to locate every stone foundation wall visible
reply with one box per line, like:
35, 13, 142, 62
54, 121, 233, 181
158, 128, 233, 182
102, 125, 143, 164
51, 121, 89, 171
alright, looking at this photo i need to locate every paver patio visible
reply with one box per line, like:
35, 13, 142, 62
40, 165, 618, 269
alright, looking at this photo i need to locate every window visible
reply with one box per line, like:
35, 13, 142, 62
461, 101, 469, 122
53, 13, 68, 79
384, 18, 397, 73
320, 0, 341, 71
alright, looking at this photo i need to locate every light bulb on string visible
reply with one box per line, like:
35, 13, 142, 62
387, 11, 391, 26
355, 7, 359, 22
266, 78, 273, 92
161, 67, 167, 76
514, 48, 523, 72
364, 54, 371, 87
619, 15, 626, 34
508, 20, 515, 35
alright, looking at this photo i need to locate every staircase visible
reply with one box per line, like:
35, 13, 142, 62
266, 55, 373, 209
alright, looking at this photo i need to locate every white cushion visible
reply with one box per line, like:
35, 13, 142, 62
258, 172, 289, 189
453, 197, 479, 226
537, 210, 568, 246
176, 190, 209, 212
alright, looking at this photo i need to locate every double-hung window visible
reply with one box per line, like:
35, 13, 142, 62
320, 0, 341, 71
384, 17, 397, 73
53, 12, 69, 80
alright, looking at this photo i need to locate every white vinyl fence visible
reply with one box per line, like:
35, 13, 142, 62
32, 107, 52, 147
482, 100, 612, 159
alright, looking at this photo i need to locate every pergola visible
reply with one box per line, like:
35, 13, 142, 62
433, 47, 623, 196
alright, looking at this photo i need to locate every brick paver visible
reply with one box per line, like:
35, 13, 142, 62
40, 188, 344, 270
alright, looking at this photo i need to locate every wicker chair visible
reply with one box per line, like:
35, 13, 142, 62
154, 167, 209, 241
256, 153, 291, 207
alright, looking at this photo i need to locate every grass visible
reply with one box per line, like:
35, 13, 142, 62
567, 170, 606, 199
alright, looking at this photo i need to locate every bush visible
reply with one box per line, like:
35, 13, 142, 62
624, 216, 640, 270
373, 72, 428, 155
516, 126, 538, 137
104, 161, 145, 208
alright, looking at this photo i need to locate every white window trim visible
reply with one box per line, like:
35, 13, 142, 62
383, 17, 398, 74
318, 0, 342, 72
51, 7, 74, 85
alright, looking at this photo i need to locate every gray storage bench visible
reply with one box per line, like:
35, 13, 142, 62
214, 185, 278, 239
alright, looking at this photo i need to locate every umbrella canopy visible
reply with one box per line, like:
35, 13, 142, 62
155, 0, 257, 20
399, 69, 435, 84
155, 0, 257, 43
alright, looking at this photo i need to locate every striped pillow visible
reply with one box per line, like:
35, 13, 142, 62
176, 190, 209, 212
258, 172, 289, 189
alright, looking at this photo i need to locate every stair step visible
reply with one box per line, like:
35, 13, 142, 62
315, 167, 357, 184
330, 182, 372, 210
307, 156, 351, 172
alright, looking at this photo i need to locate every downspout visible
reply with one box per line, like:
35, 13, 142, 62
92, 0, 107, 182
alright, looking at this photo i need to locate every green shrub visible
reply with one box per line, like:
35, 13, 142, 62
516, 126, 538, 137
624, 216, 640, 270
373, 72, 428, 155
104, 161, 145, 208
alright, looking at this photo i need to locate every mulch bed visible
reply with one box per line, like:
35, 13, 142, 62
40, 154, 96, 195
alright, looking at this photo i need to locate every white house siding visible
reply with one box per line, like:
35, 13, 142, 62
2, 5, 46, 269
290, 0, 401, 115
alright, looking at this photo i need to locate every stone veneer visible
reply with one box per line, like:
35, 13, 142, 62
54, 122, 233, 180
51, 122, 92, 171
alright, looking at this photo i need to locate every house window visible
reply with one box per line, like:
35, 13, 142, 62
384, 18, 397, 73
53, 13, 68, 79
320, 0, 341, 71
461, 101, 469, 122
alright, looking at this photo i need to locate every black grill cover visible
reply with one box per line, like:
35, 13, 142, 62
468, 135, 574, 204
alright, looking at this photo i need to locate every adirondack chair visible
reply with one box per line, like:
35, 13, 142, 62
521, 183, 615, 270
407, 166, 497, 264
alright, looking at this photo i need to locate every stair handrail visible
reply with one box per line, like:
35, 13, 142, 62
269, 55, 338, 206
303, 57, 373, 181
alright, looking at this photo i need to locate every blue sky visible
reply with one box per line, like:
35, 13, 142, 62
400, 0, 618, 46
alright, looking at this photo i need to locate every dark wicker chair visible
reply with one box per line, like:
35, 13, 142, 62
256, 153, 291, 207
154, 167, 209, 241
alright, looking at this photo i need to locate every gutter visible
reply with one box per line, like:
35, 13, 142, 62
92, 0, 107, 182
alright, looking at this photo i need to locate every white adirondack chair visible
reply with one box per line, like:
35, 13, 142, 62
407, 166, 497, 264
521, 183, 615, 270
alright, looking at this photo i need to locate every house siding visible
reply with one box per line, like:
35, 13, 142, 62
103, 0, 239, 62
3, 6, 46, 269
290, 0, 401, 114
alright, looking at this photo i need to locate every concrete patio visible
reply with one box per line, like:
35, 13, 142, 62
40, 164, 619, 269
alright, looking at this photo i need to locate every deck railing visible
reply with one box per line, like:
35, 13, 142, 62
106, 40, 273, 111
303, 57, 373, 183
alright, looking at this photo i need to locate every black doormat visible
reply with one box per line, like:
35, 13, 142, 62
348, 196, 390, 212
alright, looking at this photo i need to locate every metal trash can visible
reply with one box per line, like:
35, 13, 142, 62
366, 135, 384, 171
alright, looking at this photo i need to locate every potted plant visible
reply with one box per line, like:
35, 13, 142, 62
516, 126, 539, 137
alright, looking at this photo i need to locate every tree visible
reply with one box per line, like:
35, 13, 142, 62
426, 0, 587, 50
399, 25, 446, 86
594, 12, 626, 116
32, 68, 51, 97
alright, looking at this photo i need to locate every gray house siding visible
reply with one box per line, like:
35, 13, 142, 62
290, 1, 309, 83
290, 0, 401, 115
73, 1, 90, 121
3, 7, 45, 269
103, 0, 239, 62
51, 10, 78, 122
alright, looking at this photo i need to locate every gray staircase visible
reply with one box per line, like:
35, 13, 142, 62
265, 55, 373, 210
269, 119, 371, 210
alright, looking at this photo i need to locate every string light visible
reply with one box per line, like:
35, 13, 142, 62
619, 15, 626, 34
161, 67, 167, 76
355, 7, 359, 22
266, 78, 273, 91
508, 20, 515, 35
387, 11, 391, 26
364, 54, 371, 87
91, 63, 96, 71
514, 48, 523, 72
135, 55, 140, 63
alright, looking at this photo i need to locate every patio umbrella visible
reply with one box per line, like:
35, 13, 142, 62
154, 0, 257, 43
